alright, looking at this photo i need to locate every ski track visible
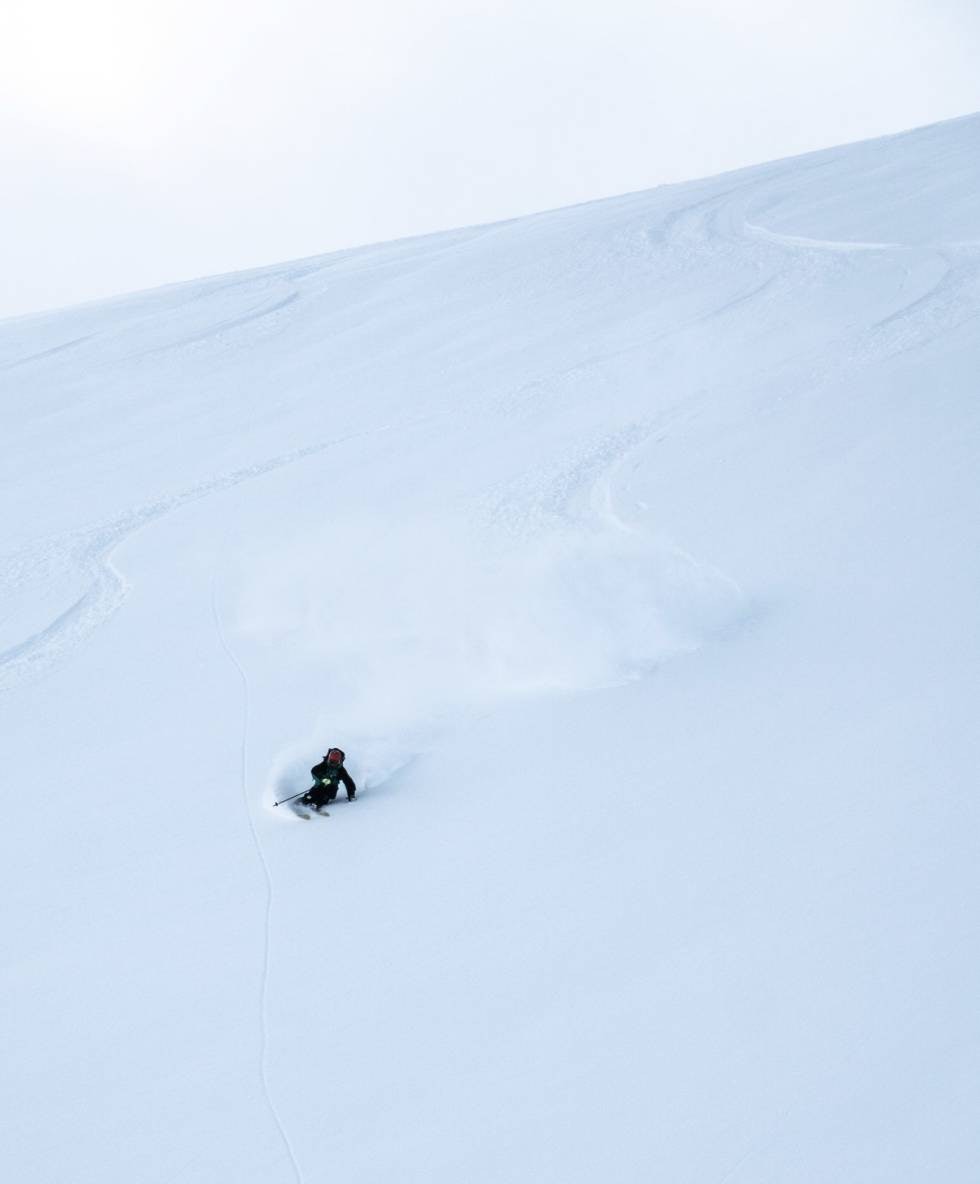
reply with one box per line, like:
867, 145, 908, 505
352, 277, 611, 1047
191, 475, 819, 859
0, 421, 405, 693
738, 201, 980, 359
129, 290, 301, 361
1, 332, 95, 371
211, 582, 305, 1184
5, 175, 977, 700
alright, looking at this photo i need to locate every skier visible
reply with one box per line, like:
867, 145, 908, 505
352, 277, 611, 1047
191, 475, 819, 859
300, 747, 356, 812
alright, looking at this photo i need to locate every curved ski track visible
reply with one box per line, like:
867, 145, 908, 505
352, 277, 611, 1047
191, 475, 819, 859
4, 176, 977, 701
0, 421, 402, 693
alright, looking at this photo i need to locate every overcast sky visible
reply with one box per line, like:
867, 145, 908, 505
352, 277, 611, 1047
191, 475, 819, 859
2, 0, 979, 319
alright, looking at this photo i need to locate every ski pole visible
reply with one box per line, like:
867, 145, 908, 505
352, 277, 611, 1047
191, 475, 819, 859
273, 789, 310, 808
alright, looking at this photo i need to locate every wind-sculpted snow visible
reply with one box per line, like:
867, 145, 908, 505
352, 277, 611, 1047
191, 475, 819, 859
3, 114, 980, 1183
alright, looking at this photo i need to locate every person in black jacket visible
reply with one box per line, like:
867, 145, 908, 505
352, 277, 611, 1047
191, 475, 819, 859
301, 747, 356, 810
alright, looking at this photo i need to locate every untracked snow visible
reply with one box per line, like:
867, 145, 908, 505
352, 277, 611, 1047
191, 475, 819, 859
2, 114, 979, 1182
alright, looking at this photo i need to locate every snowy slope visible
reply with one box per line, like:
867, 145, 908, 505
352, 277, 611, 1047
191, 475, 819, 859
2, 113, 979, 1183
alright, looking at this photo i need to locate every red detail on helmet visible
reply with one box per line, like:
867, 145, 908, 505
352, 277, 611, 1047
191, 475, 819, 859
326, 748, 344, 765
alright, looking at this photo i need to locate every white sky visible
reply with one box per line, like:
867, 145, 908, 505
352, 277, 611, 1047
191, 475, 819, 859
2, 0, 979, 319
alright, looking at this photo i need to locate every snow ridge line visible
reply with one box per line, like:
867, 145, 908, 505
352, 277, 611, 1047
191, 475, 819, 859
211, 581, 305, 1184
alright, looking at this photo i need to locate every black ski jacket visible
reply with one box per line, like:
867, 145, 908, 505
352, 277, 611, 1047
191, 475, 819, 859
311, 759, 356, 796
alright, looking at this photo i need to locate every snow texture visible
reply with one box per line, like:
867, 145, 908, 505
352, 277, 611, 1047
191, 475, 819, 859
2, 113, 979, 1182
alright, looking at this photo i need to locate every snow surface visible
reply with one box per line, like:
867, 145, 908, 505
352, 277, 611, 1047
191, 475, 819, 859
3, 113, 980, 1183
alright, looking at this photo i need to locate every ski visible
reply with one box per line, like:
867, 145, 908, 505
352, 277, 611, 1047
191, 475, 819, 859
290, 800, 329, 820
